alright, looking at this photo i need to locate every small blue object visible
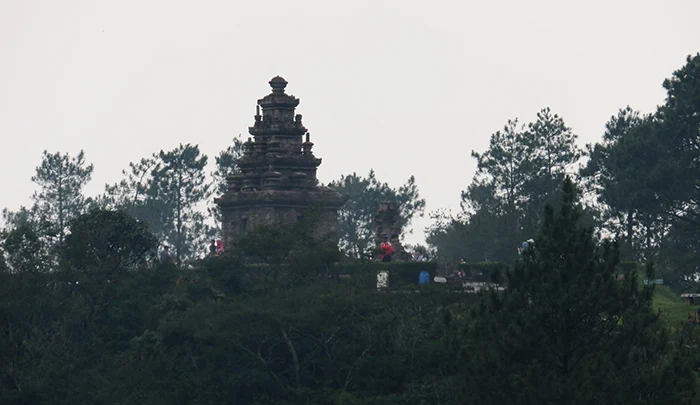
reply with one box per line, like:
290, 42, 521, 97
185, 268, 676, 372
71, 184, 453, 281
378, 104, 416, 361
518, 241, 529, 255
419, 271, 430, 285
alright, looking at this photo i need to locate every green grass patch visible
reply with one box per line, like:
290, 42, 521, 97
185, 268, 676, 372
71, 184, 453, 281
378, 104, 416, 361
653, 285, 697, 330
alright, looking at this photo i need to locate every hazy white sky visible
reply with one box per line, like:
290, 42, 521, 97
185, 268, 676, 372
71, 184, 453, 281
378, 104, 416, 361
1, 0, 698, 245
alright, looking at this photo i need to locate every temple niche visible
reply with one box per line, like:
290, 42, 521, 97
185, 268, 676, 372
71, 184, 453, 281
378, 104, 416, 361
214, 76, 347, 248
374, 202, 409, 261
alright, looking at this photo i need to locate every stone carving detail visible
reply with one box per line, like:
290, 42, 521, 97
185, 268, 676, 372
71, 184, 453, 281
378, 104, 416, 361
214, 77, 347, 247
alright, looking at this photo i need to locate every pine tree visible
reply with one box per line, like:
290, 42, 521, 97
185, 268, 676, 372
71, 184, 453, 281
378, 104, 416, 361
99, 157, 173, 240
153, 144, 210, 263
31, 150, 94, 245
521, 108, 582, 232
329, 170, 425, 259
454, 176, 695, 404
208, 135, 244, 229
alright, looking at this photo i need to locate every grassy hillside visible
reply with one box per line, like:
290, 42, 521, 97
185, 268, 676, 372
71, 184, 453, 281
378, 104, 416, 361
653, 285, 697, 330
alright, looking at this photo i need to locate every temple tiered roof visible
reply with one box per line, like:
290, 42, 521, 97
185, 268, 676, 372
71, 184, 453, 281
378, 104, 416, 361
224, 76, 324, 194
214, 76, 346, 245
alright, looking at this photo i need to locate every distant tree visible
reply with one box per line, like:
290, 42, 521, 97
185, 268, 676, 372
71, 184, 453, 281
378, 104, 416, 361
209, 135, 244, 228
527, 108, 582, 179
1, 205, 37, 229
0, 246, 7, 273
426, 119, 530, 262
329, 170, 425, 259
659, 218, 700, 285
469, 118, 531, 217
449, 177, 695, 404
98, 146, 212, 262
425, 208, 469, 262
521, 107, 582, 229
647, 53, 700, 277
100, 157, 159, 211
427, 204, 514, 263
63, 209, 157, 275
656, 53, 700, 230
30, 150, 94, 245
576, 54, 700, 278
580, 108, 669, 260
404, 243, 431, 257
1, 223, 52, 273
1, 206, 57, 272
458, 118, 536, 261
432, 111, 582, 264
99, 157, 173, 239
430, 109, 585, 264
153, 144, 210, 263
211, 135, 244, 196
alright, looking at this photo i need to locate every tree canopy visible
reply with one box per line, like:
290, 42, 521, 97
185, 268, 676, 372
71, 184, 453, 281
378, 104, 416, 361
330, 170, 425, 259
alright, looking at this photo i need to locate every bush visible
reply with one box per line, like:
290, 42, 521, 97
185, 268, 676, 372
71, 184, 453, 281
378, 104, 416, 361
63, 209, 157, 275
618, 261, 637, 273
458, 261, 507, 282
334, 261, 439, 289
202, 253, 244, 294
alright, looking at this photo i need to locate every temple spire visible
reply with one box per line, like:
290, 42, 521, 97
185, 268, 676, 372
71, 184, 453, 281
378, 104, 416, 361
214, 75, 347, 247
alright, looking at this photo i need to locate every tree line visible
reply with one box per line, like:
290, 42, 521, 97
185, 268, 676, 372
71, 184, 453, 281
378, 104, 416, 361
428, 53, 700, 286
0, 52, 698, 405
1, 176, 699, 404
1, 140, 426, 269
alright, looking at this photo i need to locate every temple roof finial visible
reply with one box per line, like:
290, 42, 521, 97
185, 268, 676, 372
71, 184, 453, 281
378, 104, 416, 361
269, 76, 288, 93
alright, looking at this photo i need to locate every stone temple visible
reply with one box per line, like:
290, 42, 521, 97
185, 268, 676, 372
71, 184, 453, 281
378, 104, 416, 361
214, 76, 346, 248
374, 202, 409, 261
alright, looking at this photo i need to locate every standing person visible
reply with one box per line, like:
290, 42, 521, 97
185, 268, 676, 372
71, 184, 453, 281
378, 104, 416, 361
160, 245, 172, 264
380, 236, 394, 263
209, 240, 217, 257
518, 239, 534, 255
517, 241, 527, 255
518, 239, 535, 256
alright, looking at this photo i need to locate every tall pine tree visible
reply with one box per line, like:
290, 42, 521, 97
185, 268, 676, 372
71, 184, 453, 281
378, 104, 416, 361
451, 177, 695, 404
31, 150, 94, 245
153, 144, 210, 263
99, 156, 172, 239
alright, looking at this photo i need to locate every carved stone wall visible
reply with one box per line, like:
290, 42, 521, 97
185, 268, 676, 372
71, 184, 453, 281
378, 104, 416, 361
219, 193, 342, 244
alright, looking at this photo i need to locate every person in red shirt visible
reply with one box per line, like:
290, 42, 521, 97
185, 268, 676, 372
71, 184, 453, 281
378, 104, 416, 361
380, 236, 394, 262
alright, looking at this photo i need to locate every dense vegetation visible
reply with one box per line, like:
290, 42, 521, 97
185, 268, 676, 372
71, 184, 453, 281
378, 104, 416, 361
0, 54, 698, 404
1, 143, 427, 267
2, 177, 700, 404
428, 54, 700, 286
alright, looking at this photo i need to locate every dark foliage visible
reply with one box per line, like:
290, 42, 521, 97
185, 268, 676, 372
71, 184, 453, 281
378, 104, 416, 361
2, 179, 697, 404
63, 208, 158, 275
